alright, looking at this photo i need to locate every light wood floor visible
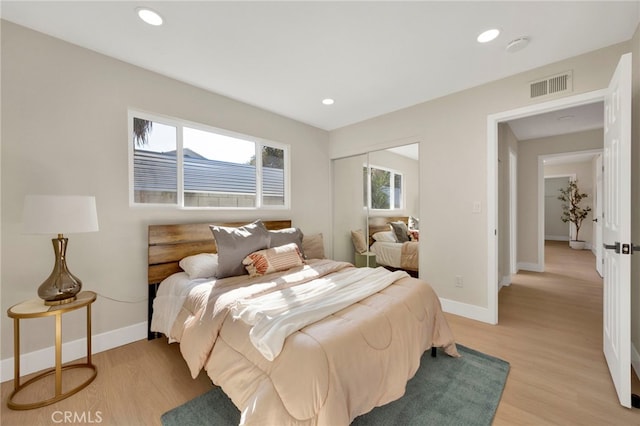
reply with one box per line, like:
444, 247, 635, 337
447, 240, 640, 425
1, 240, 638, 425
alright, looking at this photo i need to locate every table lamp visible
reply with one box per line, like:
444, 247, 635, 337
22, 195, 99, 305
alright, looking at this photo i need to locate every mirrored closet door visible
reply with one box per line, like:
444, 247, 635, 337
332, 143, 420, 270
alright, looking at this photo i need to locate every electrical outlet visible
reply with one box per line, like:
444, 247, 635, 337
455, 275, 463, 288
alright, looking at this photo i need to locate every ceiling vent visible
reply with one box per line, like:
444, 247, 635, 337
529, 71, 573, 99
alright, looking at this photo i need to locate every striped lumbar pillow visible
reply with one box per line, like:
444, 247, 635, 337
243, 243, 304, 277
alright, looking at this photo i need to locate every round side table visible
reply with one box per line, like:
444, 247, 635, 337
7, 291, 97, 410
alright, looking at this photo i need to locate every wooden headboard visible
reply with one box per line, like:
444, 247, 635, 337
367, 216, 409, 246
148, 220, 292, 285
147, 220, 292, 339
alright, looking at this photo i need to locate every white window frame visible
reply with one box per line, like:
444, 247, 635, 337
364, 163, 405, 212
128, 109, 290, 210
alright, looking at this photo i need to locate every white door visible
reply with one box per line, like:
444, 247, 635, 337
595, 154, 603, 277
602, 53, 631, 408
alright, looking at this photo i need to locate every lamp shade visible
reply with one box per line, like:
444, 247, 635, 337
23, 195, 99, 235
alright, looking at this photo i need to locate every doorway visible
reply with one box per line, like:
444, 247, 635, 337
486, 89, 607, 325
489, 53, 633, 408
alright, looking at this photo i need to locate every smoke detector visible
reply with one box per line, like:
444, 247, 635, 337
506, 37, 530, 53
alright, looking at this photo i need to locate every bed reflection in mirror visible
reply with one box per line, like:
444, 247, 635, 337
332, 143, 419, 274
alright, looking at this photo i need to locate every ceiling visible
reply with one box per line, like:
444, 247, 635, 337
2, 1, 639, 131
507, 101, 604, 141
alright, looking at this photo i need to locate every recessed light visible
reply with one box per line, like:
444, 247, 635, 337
137, 7, 163, 26
322, 98, 335, 106
477, 29, 500, 43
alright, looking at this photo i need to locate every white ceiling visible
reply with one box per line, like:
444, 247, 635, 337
2, 1, 639, 131
507, 101, 604, 141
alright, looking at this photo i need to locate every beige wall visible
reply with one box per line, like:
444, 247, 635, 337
544, 160, 596, 244
518, 129, 603, 267
544, 176, 571, 240
0, 22, 331, 359
330, 42, 630, 310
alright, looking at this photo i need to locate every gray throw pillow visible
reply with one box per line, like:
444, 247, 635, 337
269, 227, 305, 258
389, 221, 410, 243
210, 220, 270, 278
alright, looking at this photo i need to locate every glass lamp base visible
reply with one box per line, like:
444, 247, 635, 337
39, 236, 82, 306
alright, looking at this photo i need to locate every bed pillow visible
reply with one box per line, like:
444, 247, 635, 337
302, 233, 325, 259
372, 231, 397, 243
179, 253, 219, 279
409, 229, 420, 242
390, 221, 410, 243
269, 227, 305, 257
350, 229, 368, 253
210, 220, 270, 278
242, 243, 305, 277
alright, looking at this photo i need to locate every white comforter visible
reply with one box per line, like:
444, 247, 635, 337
152, 259, 459, 425
231, 267, 408, 360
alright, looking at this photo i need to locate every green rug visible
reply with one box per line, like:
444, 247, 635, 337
161, 344, 509, 426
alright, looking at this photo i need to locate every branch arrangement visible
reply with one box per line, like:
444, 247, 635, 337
558, 180, 592, 242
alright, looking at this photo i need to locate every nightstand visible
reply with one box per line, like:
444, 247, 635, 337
7, 291, 97, 410
355, 251, 377, 267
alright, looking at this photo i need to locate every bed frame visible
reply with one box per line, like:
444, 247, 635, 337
147, 220, 292, 339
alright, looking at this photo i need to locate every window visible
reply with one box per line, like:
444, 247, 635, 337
129, 111, 289, 209
363, 165, 403, 210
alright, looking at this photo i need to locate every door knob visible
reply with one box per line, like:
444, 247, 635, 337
603, 242, 620, 253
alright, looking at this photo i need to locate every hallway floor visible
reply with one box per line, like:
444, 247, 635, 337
445, 240, 640, 425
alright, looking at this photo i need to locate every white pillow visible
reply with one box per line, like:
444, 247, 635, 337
372, 231, 397, 243
179, 253, 219, 279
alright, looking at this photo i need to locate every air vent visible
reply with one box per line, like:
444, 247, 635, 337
529, 71, 572, 98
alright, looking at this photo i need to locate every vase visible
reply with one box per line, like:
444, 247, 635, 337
569, 240, 586, 250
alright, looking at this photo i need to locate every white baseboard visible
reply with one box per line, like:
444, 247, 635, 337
499, 275, 512, 289
517, 262, 544, 272
1, 322, 147, 383
632, 342, 640, 382
440, 297, 496, 325
545, 235, 569, 241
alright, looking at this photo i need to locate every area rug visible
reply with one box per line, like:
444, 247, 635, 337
161, 344, 509, 426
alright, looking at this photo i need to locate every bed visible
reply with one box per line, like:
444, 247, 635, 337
148, 219, 457, 425
368, 216, 419, 274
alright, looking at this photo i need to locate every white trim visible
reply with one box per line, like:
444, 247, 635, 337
499, 275, 512, 289
487, 116, 499, 325
508, 148, 518, 275
127, 108, 291, 210
0, 322, 147, 383
440, 297, 495, 324
487, 88, 607, 323
517, 262, 544, 273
